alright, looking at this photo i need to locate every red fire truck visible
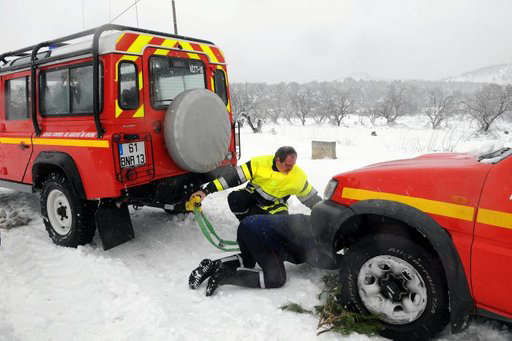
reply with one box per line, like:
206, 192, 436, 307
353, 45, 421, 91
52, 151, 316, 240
0, 24, 239, 249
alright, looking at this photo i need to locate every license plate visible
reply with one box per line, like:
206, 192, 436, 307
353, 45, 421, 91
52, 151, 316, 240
119, 141, 146, 168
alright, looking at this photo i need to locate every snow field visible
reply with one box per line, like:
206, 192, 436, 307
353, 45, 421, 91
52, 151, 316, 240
1, 117, 512, 340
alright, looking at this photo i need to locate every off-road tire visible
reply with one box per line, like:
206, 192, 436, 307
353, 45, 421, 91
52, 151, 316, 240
339, 232, 449, 341
40, 173, 96, 247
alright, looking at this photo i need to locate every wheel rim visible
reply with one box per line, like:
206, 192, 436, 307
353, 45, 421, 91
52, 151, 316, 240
46, 189, 73, 236
357, 255, 428, 325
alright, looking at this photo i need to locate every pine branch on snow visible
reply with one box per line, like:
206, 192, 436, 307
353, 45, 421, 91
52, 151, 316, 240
280, 273, 382, 336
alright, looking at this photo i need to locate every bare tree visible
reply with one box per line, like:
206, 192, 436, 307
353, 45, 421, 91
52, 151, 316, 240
288, 82, 316, 125
326, 86, 355, 126
266, 83, 292, 123
462, 84, 512, 132
231, 83, 263, 133
380, 81, 413, 124
361, 104, 381, 125
423, 87, 456, 129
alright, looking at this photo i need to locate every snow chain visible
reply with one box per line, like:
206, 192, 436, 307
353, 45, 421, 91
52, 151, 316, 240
186, 196, 239, 252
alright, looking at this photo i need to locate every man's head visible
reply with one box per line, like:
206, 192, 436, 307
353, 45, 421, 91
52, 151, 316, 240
275, 146, 297, 175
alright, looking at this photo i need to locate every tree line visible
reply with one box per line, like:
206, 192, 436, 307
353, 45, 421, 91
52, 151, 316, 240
229, 79, 512, 133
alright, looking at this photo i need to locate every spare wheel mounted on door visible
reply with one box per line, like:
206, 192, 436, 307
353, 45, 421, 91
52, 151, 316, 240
163, 89, 231, 173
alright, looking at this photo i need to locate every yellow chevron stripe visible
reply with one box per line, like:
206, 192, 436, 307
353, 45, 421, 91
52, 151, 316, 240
32, 138, 109, 148
179, 41, 194, 51
178, 42, 201, 60
0, 137, 31, 144
115, 33, 125, 44
115, 100, 123, 118
133, 104, 144, 118
201, 45, 219, 63
342, 187, 475, 222
154, 48, 170, 55
187, 53, 201, 60
161, 39, 177, 48
115, 55, 138, 82
138, 71, 143, 91
127, 35, 153, 54
477, 208, 512, 229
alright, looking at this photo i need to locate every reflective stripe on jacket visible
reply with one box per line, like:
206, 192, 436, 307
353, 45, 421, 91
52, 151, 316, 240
205, 155, 320, 209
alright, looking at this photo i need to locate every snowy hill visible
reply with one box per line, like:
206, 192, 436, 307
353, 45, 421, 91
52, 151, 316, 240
446, 63, 512, 85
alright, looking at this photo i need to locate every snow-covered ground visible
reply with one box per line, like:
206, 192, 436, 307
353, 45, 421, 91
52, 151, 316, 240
1, 115, 512, 341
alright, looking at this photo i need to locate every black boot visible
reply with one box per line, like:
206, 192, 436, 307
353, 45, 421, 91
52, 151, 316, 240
188, 259, 219, 289
188, 254, 243, 289
206, 263, 263, 296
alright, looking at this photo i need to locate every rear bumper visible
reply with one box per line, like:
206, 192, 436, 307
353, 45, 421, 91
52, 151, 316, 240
122, 165, 234, 206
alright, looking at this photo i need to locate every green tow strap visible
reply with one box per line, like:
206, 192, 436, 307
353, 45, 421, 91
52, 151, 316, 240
193, 206, 239, 252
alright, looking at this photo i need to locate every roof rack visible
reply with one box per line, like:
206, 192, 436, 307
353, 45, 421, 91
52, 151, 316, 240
1, 24, 214, 138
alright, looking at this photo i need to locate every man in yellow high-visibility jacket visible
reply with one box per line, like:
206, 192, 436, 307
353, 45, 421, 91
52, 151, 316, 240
191, 146, 321, 221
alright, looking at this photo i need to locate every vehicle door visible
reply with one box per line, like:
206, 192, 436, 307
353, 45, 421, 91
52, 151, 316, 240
0, 71, 33, 182
142, 43, 211, 177
472, 153, 512, 316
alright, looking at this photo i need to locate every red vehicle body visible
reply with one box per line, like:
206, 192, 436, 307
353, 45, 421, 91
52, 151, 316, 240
312, 148, 512, 340
0, 25, 238, 249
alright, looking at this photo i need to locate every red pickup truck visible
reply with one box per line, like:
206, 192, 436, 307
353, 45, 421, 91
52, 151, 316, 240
312, 148, 512, 340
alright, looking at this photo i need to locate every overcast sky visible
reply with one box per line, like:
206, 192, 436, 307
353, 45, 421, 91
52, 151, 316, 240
1, 0, 512, 83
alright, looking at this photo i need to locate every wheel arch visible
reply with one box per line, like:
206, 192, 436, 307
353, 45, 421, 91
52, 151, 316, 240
348, 199, 475, 334
32, 151, 87, 200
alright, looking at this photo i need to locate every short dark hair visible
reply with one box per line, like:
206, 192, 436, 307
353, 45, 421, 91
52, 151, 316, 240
275, 146, 297, 162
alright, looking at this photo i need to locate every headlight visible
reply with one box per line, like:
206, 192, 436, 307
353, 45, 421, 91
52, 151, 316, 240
323, 179, 338, 200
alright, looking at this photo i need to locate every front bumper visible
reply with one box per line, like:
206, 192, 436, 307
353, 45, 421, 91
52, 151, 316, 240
309, 201, 356, 269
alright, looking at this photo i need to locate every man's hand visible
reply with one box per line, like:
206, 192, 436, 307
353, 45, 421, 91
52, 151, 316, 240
190, 190, 207, 202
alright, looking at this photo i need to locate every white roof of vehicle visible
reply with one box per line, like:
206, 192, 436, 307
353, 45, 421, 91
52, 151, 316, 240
1, 29, 222, 71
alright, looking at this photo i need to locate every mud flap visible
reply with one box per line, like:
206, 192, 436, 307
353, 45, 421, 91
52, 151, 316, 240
95, 203, 135, 250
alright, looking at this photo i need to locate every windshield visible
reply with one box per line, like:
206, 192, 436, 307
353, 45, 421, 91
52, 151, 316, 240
150, 56, 206, 108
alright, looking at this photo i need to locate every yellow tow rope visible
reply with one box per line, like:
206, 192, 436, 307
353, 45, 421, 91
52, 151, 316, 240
185, 196, 239, 252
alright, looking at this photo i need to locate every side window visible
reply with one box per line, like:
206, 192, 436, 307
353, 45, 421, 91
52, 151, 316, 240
119, 62, 139, 110
5, 77, 30, 120
214, 69, 228, 105
41, 69, 70, 115
40, 64, 103, 116
70, 65, 94, 114
150, 56, 206, 108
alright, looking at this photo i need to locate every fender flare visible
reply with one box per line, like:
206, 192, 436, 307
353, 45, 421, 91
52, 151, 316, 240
349, 199, 474, 333
32, 152, 86, 199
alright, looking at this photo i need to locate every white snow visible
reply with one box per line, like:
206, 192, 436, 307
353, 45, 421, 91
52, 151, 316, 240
1, 115, 512, 341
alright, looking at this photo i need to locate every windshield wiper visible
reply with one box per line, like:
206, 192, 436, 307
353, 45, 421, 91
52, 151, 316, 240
478, 147, 511, 163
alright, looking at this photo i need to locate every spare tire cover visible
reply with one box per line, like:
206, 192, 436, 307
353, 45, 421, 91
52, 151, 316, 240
164, 89, 231, 173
